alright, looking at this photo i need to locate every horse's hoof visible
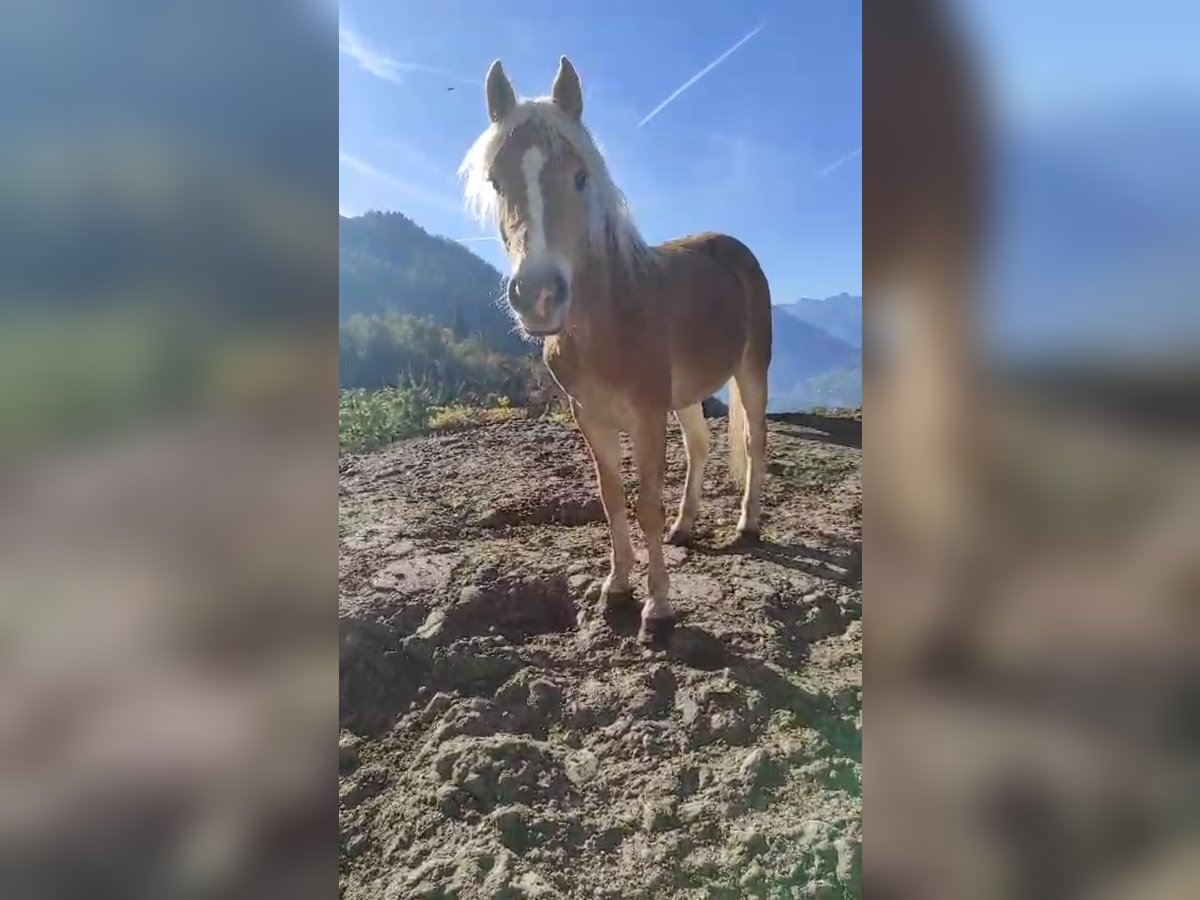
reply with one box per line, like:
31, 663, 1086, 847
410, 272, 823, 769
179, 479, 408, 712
734, 527, 761, 547
638, 614, 676, 646
601, 586, 636, 613
666, 527, 692, 547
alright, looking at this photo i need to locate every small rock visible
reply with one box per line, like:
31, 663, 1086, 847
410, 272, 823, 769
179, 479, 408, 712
677, 693, 701, 727
514, 871, 559, 898
492, 806, 529, 852
461, 772, 490, 803
591, 826, 625, 852
676, 766, 701, 798
528, 679, 563, 715
678, 799, 714, 824
796, 819, 833, 847
407, 609, 447, 654
739, 862, 765, 889
740, 748, 769, 782
339, 765, 388, 809
343, 832, 369, 859
422, 691, 454, 720
564, 750, 599, 785
641, 799, 678, 833
811, 840, 839, 877
647, 663, 677, 694
834, 837, 861, 886
338, 733, 361, 774
733, 827, 768, 858
436, 783, 467, 818
432, 747, 460, 779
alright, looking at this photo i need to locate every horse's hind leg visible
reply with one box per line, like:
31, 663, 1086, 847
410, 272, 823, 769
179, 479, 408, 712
668, 404, 709, 546
733, 366, 769, 541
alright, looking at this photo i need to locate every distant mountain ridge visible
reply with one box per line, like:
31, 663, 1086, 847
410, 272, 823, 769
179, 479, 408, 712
776, 293, 862, 348
714, 305, 862, 413
339, 211, 862, 412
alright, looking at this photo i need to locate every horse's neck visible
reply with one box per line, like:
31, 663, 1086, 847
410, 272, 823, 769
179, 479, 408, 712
568, 248, 650, 349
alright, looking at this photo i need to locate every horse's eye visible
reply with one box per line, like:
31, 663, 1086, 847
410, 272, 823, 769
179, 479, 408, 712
574, 170, 588, 191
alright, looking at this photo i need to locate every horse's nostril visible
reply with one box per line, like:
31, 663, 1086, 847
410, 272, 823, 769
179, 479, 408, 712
552, 273, 569, 303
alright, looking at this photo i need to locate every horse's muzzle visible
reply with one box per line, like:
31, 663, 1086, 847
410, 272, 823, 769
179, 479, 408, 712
508, 269, 570, 335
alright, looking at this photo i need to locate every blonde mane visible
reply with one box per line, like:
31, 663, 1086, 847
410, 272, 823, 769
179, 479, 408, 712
458, 99, 656, 274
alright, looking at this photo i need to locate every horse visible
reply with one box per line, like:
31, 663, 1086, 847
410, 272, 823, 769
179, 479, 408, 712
459, 57, 773, 645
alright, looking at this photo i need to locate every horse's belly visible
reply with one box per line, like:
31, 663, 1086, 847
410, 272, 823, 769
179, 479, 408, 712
669, 341, 743, 410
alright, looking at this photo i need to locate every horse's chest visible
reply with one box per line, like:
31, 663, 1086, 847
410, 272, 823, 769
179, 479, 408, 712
544, 343, 644, 429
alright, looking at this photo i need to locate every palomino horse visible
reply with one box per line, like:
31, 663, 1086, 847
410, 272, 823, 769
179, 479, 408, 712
460, 57, 772, 644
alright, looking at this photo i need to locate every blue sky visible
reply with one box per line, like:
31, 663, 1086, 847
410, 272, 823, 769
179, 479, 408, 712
338, 0, 862, 301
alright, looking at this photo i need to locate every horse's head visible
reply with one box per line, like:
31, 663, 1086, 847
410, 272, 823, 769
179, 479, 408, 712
461, 57, 598, 338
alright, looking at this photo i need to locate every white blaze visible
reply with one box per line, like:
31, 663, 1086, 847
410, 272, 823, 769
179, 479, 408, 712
520, 146, 547, 257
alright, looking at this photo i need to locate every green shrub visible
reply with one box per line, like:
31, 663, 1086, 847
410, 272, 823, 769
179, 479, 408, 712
339, 382, 435, 453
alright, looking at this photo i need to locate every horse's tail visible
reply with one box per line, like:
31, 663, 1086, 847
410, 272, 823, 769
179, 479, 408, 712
711, 236, 772, 489
728, 379, 748, 490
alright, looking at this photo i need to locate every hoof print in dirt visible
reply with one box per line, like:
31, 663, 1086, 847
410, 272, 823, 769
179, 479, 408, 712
665, 526, 692, 547
492, 805, 532, 852
600, 584, 637, 612
600, 587, 641, 635
340, 765, 389, 810
638, 614, 676, 646
666, 626, 730, 671
733, 526, 762, 547
628, 664, 678, 719
429, 638, 523, 696
339, 615, 426, 736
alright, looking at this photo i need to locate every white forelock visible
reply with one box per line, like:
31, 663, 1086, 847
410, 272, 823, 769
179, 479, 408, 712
458, 99, 656, 273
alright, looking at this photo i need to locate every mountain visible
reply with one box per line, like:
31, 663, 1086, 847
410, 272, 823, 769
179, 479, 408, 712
339, 211, 862, 412
714, 309, 861, 413
777, 293, 862, 348
339, 211, 527, 354
765, 309, 862, 412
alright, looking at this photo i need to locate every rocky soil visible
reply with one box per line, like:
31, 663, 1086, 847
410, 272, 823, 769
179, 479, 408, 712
339, 413, 862, 899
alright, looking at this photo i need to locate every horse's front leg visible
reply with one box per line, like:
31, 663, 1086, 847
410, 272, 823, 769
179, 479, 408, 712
574, 405, 635, 607
631, 411, 673, 644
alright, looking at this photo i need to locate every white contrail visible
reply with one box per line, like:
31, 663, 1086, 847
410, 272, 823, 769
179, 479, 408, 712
456, 236, 503, 244
817, 146, 862, 177
339, 20, 403, 83
638, 23, 766, 127
339, 19, 480, 86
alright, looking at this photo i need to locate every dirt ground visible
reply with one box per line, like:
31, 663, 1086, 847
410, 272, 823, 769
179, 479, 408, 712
339, 413, 862, 899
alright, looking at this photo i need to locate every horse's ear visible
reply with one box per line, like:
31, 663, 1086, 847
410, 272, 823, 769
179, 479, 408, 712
486, 60, 516, 123
551, 56, 583, 120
